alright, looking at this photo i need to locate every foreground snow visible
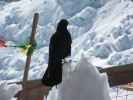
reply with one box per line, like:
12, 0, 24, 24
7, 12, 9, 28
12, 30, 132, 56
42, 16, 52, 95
0, 55, 111, 100
0, 82, 21, 100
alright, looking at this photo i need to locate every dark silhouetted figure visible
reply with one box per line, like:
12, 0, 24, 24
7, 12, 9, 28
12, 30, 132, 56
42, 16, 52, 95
42, 19, 72, 87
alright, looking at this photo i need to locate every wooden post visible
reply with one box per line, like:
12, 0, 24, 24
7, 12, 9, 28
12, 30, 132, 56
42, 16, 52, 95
23, 13, 39, 85
18, 13, 39, 100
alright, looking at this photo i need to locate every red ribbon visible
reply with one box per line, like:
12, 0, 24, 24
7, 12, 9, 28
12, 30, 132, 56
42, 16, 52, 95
0, 35, 7, 47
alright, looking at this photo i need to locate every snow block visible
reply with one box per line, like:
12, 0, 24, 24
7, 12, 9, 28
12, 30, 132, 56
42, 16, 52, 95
93, 42, 112, 59
70, 7, 96, 27
111, 27, 123, 39
108, 53, 122, 65
114, 35, 132, 51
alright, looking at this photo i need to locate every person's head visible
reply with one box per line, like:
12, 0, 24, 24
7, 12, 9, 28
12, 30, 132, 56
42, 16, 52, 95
56, 19, 69, 32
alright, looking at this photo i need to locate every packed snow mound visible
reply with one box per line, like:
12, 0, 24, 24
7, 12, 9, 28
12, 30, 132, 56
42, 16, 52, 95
0, 55, 111, 100
0, 82, 21, 100
47, 55, 111, 100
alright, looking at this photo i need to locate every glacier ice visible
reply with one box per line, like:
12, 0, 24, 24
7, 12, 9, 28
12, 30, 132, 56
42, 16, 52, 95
1, 0, 133, 99
93, 42, 113, 59
70, 7, 96, 27
56, 0, 102, 16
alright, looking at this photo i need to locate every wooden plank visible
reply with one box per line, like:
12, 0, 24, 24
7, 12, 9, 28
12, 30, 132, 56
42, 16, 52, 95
4, 0, 20, 2
99, 63, 133, 87
14, 80, 51, 98
99, 63, 133, 73
11, 79, 41, 88
120, 83, 133, 91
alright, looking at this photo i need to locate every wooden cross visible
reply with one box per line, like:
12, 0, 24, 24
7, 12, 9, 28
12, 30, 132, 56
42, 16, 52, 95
21, 13, 39, 100
15, 13, 52, 100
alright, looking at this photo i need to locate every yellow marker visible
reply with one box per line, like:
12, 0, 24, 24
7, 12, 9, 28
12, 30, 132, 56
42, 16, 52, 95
21, 44, 32, 55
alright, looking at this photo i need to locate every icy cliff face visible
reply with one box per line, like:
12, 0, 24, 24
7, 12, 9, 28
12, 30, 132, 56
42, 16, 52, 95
0, 0, 106, 80
56, 0, 103, 17
73, 0, 133, 65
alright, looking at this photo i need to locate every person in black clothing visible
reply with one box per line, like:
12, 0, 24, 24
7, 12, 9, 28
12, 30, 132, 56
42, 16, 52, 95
42, 19, 72, 87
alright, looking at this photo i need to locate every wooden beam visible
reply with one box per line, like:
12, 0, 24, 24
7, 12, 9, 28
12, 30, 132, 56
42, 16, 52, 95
11, 79, 41, 88
14, 80, 51, 99
4, 0, 20, 2
18, 13, 39, 100
22, 13, 39, 85
99, 63, 133, 87
120, 83, 133, 91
